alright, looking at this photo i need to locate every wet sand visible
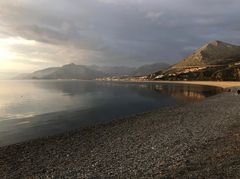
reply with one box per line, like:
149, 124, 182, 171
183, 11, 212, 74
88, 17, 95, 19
0, 86, 240, 178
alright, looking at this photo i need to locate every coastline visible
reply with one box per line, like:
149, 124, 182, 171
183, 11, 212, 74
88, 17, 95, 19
99, 79, 240, 89
0, 84, 240, 178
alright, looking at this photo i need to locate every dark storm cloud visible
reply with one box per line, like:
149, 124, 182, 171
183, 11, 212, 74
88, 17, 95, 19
1, 0, 240, 69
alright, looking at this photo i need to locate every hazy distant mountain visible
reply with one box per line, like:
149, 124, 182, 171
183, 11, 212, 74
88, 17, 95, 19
17, 63, 105, 80
89, 65, 135, 76
89, 63, 170, 76
149, 40, 240, 81
16, 62, 170, 80
44, 63, 106, 80
131, 63, 170, 76
20, 67, 59, 79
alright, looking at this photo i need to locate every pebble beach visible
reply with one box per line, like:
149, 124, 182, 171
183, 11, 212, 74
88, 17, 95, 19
0, 83, 240, 178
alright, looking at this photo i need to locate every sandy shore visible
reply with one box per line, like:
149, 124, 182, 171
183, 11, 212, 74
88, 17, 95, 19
153, 81, 240, 88
0, 87, 240, 178
110, 80, 240, 89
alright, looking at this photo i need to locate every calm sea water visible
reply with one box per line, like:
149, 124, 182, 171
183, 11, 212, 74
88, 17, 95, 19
0, 80, 222, 146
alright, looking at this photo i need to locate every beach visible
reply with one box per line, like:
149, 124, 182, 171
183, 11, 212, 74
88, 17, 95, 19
151, 81, 240, 88
0, 82, 240, 178
106, 80, 240, 88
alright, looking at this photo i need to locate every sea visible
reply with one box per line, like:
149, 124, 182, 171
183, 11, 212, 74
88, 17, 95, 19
0, 80, 222, 146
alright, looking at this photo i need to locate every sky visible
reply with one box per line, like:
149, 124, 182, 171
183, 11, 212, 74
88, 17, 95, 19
1, 0, 240, 75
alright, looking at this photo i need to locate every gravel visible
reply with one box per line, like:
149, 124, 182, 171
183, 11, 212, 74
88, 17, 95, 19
0, 91, 240, 178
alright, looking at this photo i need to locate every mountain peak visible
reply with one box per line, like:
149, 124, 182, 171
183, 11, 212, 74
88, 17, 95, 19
63, 63, 77, 67
208, 40, 224, 46
200, 40, 230, 50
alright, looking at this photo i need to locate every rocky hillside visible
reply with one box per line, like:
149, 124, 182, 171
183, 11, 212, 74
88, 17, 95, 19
173, 40, 240, 68
149, 40, 240, 81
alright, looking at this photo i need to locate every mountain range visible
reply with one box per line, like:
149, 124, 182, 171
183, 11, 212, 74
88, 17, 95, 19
149, 40, 240, 81
17, 63, 170, 80
15, 40, 240, 81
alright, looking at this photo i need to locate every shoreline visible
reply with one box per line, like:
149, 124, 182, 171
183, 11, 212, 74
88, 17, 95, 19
99, 79, 240, 89
0, 87, 240, 178
7, 79, 240, 88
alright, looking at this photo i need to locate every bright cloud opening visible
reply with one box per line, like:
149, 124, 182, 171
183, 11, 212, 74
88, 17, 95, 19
0, 37, 36, 46
0, 48, 12, 60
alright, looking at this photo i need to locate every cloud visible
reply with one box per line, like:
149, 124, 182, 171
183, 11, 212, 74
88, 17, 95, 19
97, 0, 116, 4
1, 0, 240, 73
146, 12, 163, 22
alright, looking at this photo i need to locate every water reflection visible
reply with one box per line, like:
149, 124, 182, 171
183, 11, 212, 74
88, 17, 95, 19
0, 80, 222, 146
0, 80, 222, 121
97, 82, 222, 101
